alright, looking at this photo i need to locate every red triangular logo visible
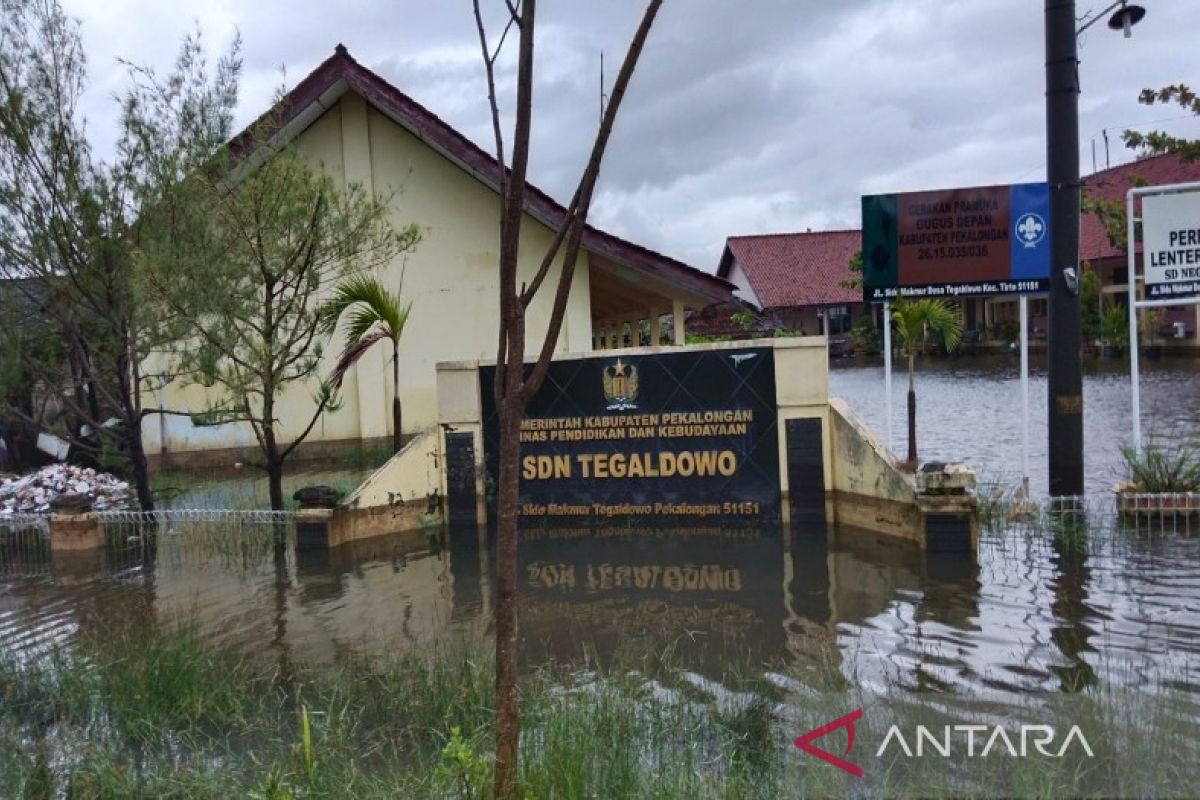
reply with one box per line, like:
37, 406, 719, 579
794, 708, 863, 777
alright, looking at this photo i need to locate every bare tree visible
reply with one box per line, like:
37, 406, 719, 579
472, 1, 664, 796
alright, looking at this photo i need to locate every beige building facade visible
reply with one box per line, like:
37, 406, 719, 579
143, 46, 731, 462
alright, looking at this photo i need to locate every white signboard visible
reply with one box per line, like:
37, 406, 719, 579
1143, 191, 1200, 299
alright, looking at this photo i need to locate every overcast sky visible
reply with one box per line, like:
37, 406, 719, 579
63, 0, 1200, 270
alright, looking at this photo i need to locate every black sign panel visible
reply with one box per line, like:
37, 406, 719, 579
480, 347, 780, 525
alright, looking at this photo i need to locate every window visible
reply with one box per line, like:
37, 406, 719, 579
825, 305, 851, 335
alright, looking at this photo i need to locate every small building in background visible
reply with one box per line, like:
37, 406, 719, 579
714, 230, 866, 354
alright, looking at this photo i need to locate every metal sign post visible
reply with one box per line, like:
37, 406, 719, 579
883, 301, 893, 450
1019, 295, 1031, 494
1126, 181, 1200, 451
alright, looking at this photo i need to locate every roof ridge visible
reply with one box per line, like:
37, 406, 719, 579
727, 228, 860, 241
226, 44, 732, 299
1083, 150, 1187, 181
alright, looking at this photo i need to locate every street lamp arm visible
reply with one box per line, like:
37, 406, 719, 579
1077, 0, 1146, 37
1076, 1, 1125, 34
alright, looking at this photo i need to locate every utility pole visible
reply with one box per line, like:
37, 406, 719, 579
1045, 0, 1084, 498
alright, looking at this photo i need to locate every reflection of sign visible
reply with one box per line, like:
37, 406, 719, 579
862, 182, 1051, 302
1142, 191, 1200, 300
602, 358, 639, 410
480, 347, 780, 524
514, 527, 786, 670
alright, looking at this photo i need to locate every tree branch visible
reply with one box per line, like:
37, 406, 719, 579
521, 0, 664, 402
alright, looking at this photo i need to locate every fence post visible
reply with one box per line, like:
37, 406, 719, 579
49, 501, 103, 582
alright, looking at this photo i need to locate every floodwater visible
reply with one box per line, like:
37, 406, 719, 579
2, 521, 1198, 703
2, 356, 1200, 705
830, 354, 1200, 497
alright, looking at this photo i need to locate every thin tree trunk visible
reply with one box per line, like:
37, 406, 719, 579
392, 341, 402, 454
492, 389, 523, 800
906, 352, 917, 468
116, 348, 156, 511
479, 3, 663, 797
263, 418, 285, 512
128, 426, 156, 511
266, 456, 284, 513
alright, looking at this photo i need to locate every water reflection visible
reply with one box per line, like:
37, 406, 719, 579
1, 520, 1198, 703
1048, 532, 1099, 692
511, 523, 788, 671
830, 355, 1200, 496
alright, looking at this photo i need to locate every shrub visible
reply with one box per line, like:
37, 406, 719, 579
1119, 441, 1200, 493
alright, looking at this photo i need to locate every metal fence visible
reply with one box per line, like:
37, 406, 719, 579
0, 508, 297, 579
93, 508, 295, 525
977, 487, 1200, 538
0, 514, 51, 577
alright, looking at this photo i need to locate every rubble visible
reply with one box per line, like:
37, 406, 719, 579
0, 465, 132, 514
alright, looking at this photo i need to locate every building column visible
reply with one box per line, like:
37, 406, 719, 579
648, 306, 661, 346
626, 316, 640, 348
672, 299, 686, 345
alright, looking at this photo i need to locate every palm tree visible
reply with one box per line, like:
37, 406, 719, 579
889, 297, 963, 470
318, 275, 412, 453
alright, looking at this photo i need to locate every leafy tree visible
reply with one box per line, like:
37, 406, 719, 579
148, 140, 419, 511
1139, 306, 1165, 347
1079, 263, 1103, 343
1101, 302, 1129, 349
0, 0, 240, 508
318, 274, 418, 454
1122, 84, 1200, 162
844, 250, 864, 291
889, 297, 963, 469
840, 250, 863, 291
1078, 81, 1200, 351
471, 1, 663, 795
850, 313, 882, 355
730, 309, 754, 329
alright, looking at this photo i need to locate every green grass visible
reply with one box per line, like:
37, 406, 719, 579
1, 620, 1198, 799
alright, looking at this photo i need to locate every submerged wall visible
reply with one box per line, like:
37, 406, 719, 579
321, 338, 976, 553
828, 398, 923, 545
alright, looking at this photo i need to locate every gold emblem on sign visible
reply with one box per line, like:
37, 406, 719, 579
603, 358, 639, 411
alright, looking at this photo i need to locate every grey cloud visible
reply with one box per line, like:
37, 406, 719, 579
61, 0, 1200, 272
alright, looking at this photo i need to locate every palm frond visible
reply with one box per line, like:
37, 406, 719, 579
345, 306, 382, 348
329, 328, 389, 389
393, 300, 413, 337
891, 298, 964, 354
316, 274, 406, 338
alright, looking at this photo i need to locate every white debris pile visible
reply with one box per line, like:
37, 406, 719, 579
0, 465, 132, 514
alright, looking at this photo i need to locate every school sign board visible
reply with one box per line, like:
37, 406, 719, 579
1142, 191, 1200, 299
862, 182, 1051, 302
479, 346, 781, 525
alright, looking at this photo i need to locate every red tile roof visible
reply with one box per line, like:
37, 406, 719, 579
1081, 152, 1200, 263
718, 230, 861, 310
230, 45, 733, 304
